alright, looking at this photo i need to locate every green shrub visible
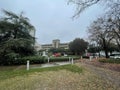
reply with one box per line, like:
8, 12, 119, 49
46, 56, 80, 62
0, 53, 20, 65
0, 56, 47, 65
99, 59, 120, 64
0, 55, 80, 66
47, 57, 69, 62
21, 56, 47, 64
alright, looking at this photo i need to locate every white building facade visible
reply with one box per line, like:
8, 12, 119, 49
41, 39, 69, 50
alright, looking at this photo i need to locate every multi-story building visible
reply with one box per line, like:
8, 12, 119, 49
41, 39, 69, 50
29, 29, 69, 51
34, 42, 41, 51
29, 29, 42, 51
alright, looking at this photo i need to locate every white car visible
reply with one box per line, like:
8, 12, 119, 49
110, 54, 120, 59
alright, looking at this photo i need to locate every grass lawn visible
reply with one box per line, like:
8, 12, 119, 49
0, 64, 118, 90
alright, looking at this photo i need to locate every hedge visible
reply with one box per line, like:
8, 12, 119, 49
0, 56, 80, 65
99, 59, 120, 64
19, 56, 46, 65
46, 56, 80, 62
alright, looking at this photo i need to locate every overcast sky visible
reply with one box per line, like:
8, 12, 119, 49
0, 0, 104, 44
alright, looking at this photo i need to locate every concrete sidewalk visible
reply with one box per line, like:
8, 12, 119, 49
31, 61, 71, 69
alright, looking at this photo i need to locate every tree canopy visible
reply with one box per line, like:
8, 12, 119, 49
68, 0, 119, 18
88, 17, 114, 58
0, 10, 36, 65
69, 0, 120, 58
69, 38, 88, 55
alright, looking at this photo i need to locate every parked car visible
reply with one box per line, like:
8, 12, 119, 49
109, 54, 120, 59
53, 53, 61, 57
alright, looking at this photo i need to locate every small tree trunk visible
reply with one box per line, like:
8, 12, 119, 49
104, 48, 109, 58
98, 51, 101, 57
103, 39, 109, 58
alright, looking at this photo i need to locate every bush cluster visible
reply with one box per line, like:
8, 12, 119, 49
21, 56, 47, 64
0, 56, 46, 65
0, 56, 80, 66
45, 57, 67, 62
99, 59, 120, 64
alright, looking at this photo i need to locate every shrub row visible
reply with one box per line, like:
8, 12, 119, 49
0, 56, 46, 65
22, 56, 46, 64
0, 56, 80, 65
99, 59, 120, 64
46, 56, 80, 62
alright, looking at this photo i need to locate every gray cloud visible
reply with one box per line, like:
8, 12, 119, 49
0, 0, 104, 44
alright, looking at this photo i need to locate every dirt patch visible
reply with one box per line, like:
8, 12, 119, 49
77, 61, 120, 89
79, 59, 120, 72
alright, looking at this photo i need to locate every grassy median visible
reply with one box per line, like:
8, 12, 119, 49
0, 64, 118, 90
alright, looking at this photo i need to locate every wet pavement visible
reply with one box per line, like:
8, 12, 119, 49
31, 61, 71, 69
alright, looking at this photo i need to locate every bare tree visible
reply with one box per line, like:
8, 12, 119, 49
68, 0, 118, 18
107, 1, 120, 49
88, 17, 114, 58
106, 18, 120, 50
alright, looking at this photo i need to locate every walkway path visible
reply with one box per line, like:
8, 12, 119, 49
31, 61, 71, 69
80, 62, 120, 89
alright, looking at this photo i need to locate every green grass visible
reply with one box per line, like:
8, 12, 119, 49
0, 63, 118, 90
0, 64, 83, 81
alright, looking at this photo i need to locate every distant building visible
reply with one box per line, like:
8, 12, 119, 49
29, 29, 69, 51
34, 42, 41, 51
29, 29, 42, 51
41, 39, 69, 50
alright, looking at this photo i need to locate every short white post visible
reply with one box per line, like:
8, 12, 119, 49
96, 56, 98, 59
27, 60, 30, 70
48, 57, 50, 63
71, 58, 74, 64
89, 56, 92, 61
81, 56, 83, 60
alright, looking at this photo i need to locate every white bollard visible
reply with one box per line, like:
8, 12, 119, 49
48, 57, 50, 63
81, 56, 83, 60
96, 56, 98, 60
71, 58, 74, 64
27, 60, 30, 70
89, 56, 92, 61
